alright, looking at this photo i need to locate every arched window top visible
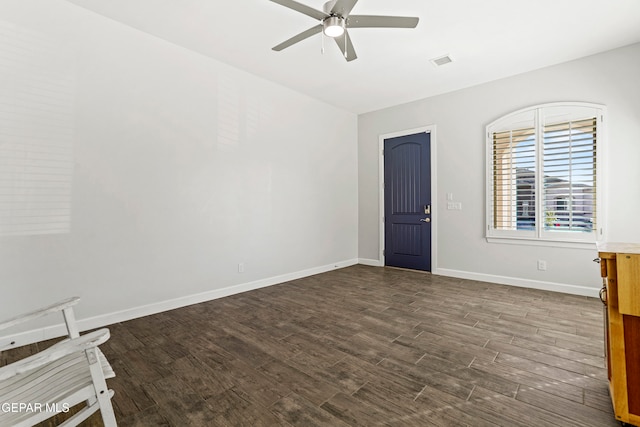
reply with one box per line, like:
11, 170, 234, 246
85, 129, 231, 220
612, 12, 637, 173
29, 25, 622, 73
488, 102, 604, 130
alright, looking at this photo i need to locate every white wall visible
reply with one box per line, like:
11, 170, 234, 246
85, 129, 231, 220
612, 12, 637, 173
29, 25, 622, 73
359, 42, 640, 296
0, 0, 358, 341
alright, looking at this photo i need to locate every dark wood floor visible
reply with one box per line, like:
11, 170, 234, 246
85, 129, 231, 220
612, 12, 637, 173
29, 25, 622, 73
3, 265, 617, 426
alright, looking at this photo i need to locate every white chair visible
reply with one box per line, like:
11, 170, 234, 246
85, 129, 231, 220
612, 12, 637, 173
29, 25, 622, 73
0, 297, 117, 426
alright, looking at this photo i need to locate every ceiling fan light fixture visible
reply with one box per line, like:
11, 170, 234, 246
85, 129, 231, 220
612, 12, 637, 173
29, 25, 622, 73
323, 16, 345, 38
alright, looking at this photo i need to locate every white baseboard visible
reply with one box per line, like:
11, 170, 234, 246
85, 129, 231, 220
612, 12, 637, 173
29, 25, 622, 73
0, 259, 359, 350
435, 268, 599, 298
358, 258, 383, 267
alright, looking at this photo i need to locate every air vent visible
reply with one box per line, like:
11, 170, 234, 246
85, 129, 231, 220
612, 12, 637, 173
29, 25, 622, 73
431, 55, 453, 67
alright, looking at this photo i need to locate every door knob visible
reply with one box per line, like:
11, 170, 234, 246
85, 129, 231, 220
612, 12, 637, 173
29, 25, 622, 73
420, 218, 430, 223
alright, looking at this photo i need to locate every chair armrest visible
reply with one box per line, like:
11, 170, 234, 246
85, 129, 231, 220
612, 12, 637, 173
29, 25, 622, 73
0, 328, 110, 382
0, 297, 80, 332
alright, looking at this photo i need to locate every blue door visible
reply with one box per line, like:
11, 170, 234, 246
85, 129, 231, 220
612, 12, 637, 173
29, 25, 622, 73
384, 132, 431, 271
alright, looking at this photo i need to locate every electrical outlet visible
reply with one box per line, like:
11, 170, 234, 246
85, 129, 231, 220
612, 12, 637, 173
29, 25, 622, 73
537, 260, 547, 271
238, 263, 245, 273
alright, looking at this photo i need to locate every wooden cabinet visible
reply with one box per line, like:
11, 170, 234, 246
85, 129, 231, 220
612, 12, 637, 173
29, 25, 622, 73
598, 242, 640, 426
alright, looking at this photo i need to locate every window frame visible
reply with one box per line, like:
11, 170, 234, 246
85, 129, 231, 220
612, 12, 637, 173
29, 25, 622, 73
485, 102, 606, 248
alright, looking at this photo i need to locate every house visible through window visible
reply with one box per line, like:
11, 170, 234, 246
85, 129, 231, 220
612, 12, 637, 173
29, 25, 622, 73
555, 197, 568, 211
486, 103, 604, 245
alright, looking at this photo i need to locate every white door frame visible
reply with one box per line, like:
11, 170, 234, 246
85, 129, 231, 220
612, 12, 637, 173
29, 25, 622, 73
378, 125, 438, 273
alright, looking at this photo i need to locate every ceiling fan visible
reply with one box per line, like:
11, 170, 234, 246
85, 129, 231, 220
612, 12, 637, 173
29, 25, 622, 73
269, 0, 419, 62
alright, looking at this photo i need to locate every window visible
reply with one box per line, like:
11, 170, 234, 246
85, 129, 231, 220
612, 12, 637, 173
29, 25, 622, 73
486, 103, 604, 245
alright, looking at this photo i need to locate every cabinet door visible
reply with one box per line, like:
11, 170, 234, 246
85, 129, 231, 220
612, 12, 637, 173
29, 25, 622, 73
624, 315, 640, 417
618, 254, 640, 316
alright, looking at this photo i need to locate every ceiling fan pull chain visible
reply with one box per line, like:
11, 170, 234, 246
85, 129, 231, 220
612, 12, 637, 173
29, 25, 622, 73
321, 31, 325, 55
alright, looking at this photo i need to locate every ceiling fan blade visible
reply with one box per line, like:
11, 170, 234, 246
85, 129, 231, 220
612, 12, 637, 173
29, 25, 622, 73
269, 0, 328, 21
272, 24, 323, 51
347, 15, 419, 29
330, 0, 359, 17
334, 30, 357, 62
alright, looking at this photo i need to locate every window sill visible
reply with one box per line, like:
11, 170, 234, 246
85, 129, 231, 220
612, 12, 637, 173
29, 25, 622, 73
486, 236, 598, 250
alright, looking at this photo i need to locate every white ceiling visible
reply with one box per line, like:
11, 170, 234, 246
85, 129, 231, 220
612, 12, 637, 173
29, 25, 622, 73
64, 0, 640, 114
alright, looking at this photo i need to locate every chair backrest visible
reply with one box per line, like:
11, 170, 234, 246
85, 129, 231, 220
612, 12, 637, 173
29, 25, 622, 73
0, 297, 81, 352
0, 298, 117, 426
